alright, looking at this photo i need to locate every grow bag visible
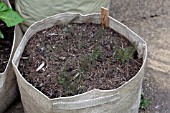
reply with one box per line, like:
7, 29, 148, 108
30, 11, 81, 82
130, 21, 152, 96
12, 13, 147, 113
0, 0, 23, 112
15, 0, 110, 32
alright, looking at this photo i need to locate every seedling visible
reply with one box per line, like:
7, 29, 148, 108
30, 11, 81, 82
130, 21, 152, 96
58, 68, 84, 96
80, 55, 91, 72
58, 73, 74, 96
90, 48, 100, 61
140, 95, 151, 110
114, 44, 136, 63
77, 41, 85, 50
58, 72, 67, 86
79, 48, 100, 72
0, 2, 23, 38
63, 24, 74, 37
66, 74, 82, 96
94, 27, 106, 40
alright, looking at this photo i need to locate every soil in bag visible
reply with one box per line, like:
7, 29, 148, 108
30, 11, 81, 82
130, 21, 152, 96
19, 23, 143, 99
0, 21, 14, 73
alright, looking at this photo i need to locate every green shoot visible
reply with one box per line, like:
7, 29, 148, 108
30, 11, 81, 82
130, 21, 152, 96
90, 48, 100, 61
140, 95, 151, 110
114, 45, 136, 63
80, 55, 90, 72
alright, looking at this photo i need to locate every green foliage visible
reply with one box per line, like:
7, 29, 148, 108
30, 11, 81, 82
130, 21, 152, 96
58, 70, 84, 96
115, 45, 136, 63
90, 48, 100, 61
63, 24, 74, 37
0, 2, 23, 38
140, 95, 151, 110
58, 73, 67, 86
79, 48, 100, 72
0, 2, 23, 27
58, 75, 74, 96
94, 27, 105, 39
80, 55, 91, 72
77, 42, 84, 50
0, 30, 4, 39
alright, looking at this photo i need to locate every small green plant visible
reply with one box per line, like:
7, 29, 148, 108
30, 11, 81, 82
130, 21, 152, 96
0, 2, 23, 38
58, 70, 84, 96
90, 48, 100, 61
77, 41, 84, 50
94, 27, 105, 39
80, 55, 91, 72
57, 72, 74, 96
114, 45, 136, 63
58, 72, 67, 86
140, 95, 151, 110
79, 48, 100, 72
63, 24, 74, 37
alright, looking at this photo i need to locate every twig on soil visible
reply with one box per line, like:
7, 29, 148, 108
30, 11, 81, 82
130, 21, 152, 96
36, 62, 45, 72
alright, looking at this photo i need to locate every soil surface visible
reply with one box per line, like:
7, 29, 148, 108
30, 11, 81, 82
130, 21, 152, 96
0, 21, 14, 73
19, 23, 142, 98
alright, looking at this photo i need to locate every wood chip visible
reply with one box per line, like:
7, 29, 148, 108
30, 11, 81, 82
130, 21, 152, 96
22, 57, 28, 60
36, 62, 45, 72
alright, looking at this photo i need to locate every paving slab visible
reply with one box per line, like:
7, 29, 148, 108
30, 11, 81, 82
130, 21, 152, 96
110, 0, 170, 112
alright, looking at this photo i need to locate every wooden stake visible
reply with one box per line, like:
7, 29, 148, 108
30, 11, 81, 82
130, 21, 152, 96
100, 7, 109, 28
